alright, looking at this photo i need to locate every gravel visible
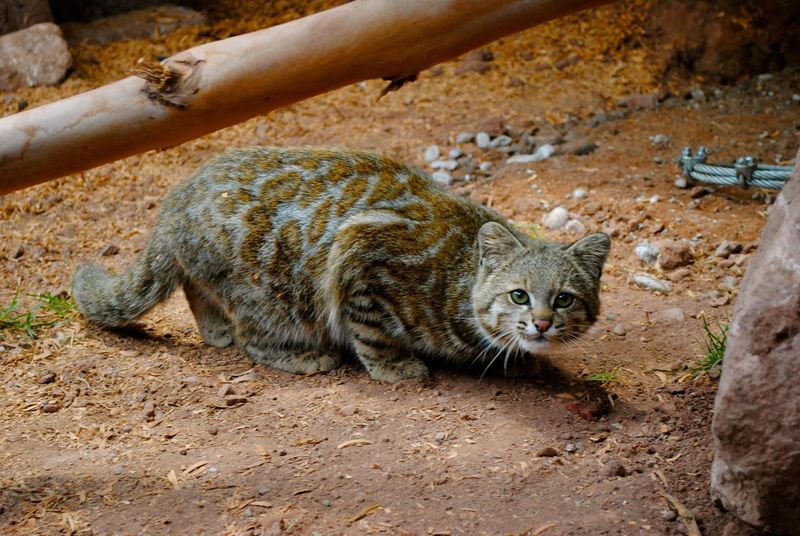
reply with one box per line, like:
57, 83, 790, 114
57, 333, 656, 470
714, 240, 743, 259
475, 132, 491, 149
478, 162, 492, 172
489, 134, 512, 148
431, 159, 458, 171
448, 148, 464, 159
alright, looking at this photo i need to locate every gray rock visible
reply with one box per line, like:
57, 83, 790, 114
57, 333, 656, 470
475, 132, 491, 149
431, 159, 458, 171
111, 464, 125, 475
0, 23, 72, 91
714, 240, 743, 259
675, 177, 689, 189
564, 219, 586, 234
431, 171, 452, 187
635, 241, 660, 266
572, 187, 588, 200
448, 148, 464, 159
711, 150, 800, 533
478, 161, 492, 173
690, 88, 706, 101
455, 132, 474, 144
612, 324, 626, 336
506, 144, 556, 165
542, 207, 569, 230
559, 137, 597, 156
631, 273, 672, 293
424, 145, 440, 162
489, 135, 512, 148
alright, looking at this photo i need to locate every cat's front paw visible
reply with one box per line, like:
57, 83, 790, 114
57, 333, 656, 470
201, 327, 234, 348
365, 358, 429, 383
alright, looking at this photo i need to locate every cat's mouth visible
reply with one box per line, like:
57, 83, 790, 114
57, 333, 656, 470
516, 333, 553, 352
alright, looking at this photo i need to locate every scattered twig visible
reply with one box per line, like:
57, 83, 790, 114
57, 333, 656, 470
659, 490, 702, 536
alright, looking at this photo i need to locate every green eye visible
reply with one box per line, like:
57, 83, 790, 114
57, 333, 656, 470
554, 292, 575, 309
509, 289, 530, 305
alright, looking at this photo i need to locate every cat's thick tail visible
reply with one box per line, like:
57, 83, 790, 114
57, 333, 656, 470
72, 235, 181, 328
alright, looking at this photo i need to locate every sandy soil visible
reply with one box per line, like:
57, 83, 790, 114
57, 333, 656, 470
1, 3, 799, 535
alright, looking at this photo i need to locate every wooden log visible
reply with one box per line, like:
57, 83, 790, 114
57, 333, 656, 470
0, 0, 612, 195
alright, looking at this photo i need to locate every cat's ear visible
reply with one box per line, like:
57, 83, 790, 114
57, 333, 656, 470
478, 222, 523, 267
566, 232, 611, 279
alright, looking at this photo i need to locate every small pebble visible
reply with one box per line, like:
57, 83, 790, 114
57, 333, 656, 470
38, 371, 56, 384
634, 241, 659, 266
612, 324, 626, 336
423, 145, 440, 162
217, 384, 235, 398
475, 132, 491, 149
101, 244, 120, 256
690, 88, 706, 101
478, 161, 492, 172
431, 159, 458, 171
183, 376, 201, 388
674, 177, 688, 189
41, 400, 62, 413
631, 273, 672, 293
455, 132, 474, 144
536, 447, 559, 457
714, 240, 743, 259
649, 133, 670, 146
434, 431, 446, 442
112, 464, 125, 475
339, 405, 358, 416
431, 171, 452, 187
489, 135, 512, 148
143, 400, 156, 419
207, 465, 220, 474
572, 187, 588, 200
448, 148, 464, 159
225, 395, 248, 406
660, 509, 678, 521
564, 443, 576, 453
564, 219, 586, 234
542, 207, 569, 230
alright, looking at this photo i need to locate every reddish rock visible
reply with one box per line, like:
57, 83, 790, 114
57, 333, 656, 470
711, 150, 800, 534
0, 0, 52, 35
656, 239, 693, 270
0, 22, 71, 90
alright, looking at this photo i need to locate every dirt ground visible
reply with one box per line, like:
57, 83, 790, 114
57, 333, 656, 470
2, 2, 799, 535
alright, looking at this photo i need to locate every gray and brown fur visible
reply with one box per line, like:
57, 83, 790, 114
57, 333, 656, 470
73, 147, 610, 382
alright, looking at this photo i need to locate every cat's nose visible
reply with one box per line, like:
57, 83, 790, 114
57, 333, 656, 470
534, 319, 551, 333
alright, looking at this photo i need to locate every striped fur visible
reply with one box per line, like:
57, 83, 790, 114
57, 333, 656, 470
73, 147, 610, 382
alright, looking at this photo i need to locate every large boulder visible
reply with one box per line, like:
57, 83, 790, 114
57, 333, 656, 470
0, 22, 72, 91
0, 0, 52, 35
710, 150, 800, 534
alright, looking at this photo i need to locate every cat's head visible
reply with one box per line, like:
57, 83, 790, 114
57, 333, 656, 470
472, 222, 610, 354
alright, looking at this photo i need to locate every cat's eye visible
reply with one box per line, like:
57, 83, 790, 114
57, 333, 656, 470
509, 289, 530, 305
554, 292, 575, 309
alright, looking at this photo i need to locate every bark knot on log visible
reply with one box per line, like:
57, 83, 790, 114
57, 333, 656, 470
131, 54, 204, 108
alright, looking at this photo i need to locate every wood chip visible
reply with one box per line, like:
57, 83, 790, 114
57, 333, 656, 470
166, 469, 180, 490
532, 522, 558, 535
336, 439, 373, 449
348, 503, 381, 523
183, 460, 208, 475
659, 491, 702, 536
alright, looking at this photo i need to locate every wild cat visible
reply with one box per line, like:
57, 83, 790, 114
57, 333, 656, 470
73, 147, 610, 382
